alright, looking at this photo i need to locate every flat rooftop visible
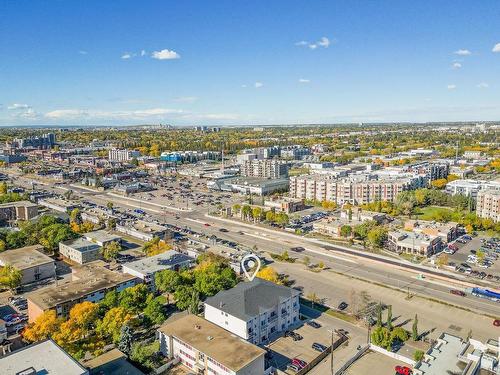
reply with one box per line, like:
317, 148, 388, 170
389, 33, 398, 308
158, 314, 265, 372
61, 237, 101, 253
84, 229, 121, 243
123, 250, 193, 275
0, 200, 37, 208
129, 220, 167, 233
0, 339, 88, 375
40, 197, 79, 208
26, 263, 136, 310
415, 333, 466, 375
0, 245, 53, 270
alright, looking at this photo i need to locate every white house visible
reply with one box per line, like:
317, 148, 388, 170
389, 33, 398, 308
204, 278, 300, 345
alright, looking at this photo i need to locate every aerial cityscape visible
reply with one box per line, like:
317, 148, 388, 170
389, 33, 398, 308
0, 1, 499, 375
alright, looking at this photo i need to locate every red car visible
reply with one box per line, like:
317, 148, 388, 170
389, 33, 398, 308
450, 290, 466, 297
493, 319, 500, 327
395, 366, 413, 375
204, 223, 211, 227
292, 358, 307, 369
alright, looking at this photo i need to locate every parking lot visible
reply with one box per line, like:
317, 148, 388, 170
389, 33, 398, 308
447, 235, 500, 283
266, 321, 332, 373
344, 350, 405, 375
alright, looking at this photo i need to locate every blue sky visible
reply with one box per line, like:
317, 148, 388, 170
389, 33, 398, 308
1, 0, 499, 126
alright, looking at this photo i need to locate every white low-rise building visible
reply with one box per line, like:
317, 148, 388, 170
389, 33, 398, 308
204, 278, 300, 345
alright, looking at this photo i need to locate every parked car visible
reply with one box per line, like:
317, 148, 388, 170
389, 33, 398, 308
395, 365, 413, 375
306, 320, 321, 328
284, 331, 303, 341
338, 302, 348, 310
450, 290, 466, 297
312, 342, 327, 352
291, 358, 307, 369
493, 319, 500, 327
287, 364, 300, 373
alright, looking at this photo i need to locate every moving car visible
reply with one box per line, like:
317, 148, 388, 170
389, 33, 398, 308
450, 289, 466, 297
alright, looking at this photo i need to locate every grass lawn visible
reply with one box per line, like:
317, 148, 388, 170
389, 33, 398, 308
415, 206, 455, 221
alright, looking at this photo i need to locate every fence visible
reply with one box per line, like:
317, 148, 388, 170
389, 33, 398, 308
295, 334, 348, 375
334, 345, 370, 375
369, 344, 416, 366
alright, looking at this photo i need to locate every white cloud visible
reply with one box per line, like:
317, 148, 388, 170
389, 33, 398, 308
477, 82, 489, 88
151, 49, 180, 60
241, 84, 247, 88
140, 50, 146, 56
254, 82, 263, 88
7, 103, 31, 110
78, 50, 88, 55
317, 37, 330, 48
45, 108, 184, 121
298, 78, 310, 83
492, 43, 500, 53
197, 113, 239, 120
308, 44, 317, 49
451, 62, 462, 69
295, 41, 308, 46
174, 96, 198, 103
454, 49, 471, 56
45, 109, 88, 119
121, 53, 132, 59
447, 84, 457, 90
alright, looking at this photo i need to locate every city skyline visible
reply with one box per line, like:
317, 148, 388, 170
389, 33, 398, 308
1, 0, 500, 126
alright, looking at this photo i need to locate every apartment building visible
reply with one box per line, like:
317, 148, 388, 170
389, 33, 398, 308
0, 200, 38, 223
476, 189, 500, 222
108, 149, 141, 162
445, 179, 500, 200
26, 262, 137, 322
204, 278, 300, 345
240, 160, 289, 179
0, 245, 55, 286
59, 237, 102, 264
387, 231, 442, 257
158, 314, 266, 375
289, 174, 426, 205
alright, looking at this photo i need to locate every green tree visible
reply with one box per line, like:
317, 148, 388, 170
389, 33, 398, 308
0, 264, 22, 290
144, 296, 167, 325
386, 305, 392, 330
412, 314, 419, 341
340, 225, 352, 238
155, 269, 182, 293
106, 202, 114, 209
130, 341, 161, 370
100, 290, 119, 310
119, 284, 150, 313
174, 285, 195, 310
118, 324, 133, 354
96, 306, 133, 343
367, 227, 388, 248
189, 290, 200, 314
101, 241, 121, 261
390, 327, 409, 343
414, 350, 424, 362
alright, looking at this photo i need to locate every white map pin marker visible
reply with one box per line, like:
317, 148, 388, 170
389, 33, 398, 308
241, 253, 261, 281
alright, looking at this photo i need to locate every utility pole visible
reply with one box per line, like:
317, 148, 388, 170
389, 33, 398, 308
330, 329, 334, 375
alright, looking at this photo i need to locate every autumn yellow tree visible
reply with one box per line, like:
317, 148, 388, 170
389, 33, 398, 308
142, 237, 172, 257
22, 310, 63, 342
96, 307, 133, 343
256, 266, 281, 284
54, 301, 99, 345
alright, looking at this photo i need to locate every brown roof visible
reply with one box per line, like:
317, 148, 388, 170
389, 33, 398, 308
158, 315, 265, 371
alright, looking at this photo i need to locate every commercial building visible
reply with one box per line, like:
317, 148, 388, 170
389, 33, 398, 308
387, 231, 442, 257
116, 220, 168, 241
313, 209, 388, 239
240, 160, 289, 179
160, 151, 221, 163
38, 197, 80, 213
59, 237, 102, 264
476, 189, 500, 222
0, 200, 38, 223
404, 220, 460, 244
264, 197, 305, 213
11, 133, 56, 149
204, 278, 300, 345
157, 314, 266, 375
0, 245, 55, 286
26, 262, 137, 322
123, 250, 194, 289
0, 339, 88, 375
289, 174, 426, 205
108, 149, 141, 162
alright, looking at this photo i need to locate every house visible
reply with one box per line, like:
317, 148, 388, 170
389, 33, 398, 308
83, 230, 122, 247
26, 262, 137, 322
0, 339, 88, 375
157, 314, 266, 375
0, 245, 55, 286
115, 220, 168, 241
204, 278, 300, 345
122, 250, 194, 289
59, 237, 102, 264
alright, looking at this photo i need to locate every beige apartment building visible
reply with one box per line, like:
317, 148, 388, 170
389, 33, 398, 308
476, 189, 500, 222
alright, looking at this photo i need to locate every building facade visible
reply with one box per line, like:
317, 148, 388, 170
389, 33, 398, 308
108, 149, 141, 162
240, 160, 289, 179
204, 278, 300, 345
0, 245, 55, 286
476, 189, 500, 222
59, 238, 102, 264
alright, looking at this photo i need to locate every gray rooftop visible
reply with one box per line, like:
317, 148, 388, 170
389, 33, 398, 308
122, 250, 194, 276
204, 277, 300, 320
0, 339, 88, 375
84, 229, 121, 244
61, 237, 101, 253
415, 333, 466, 375
0, 245, 53, 270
